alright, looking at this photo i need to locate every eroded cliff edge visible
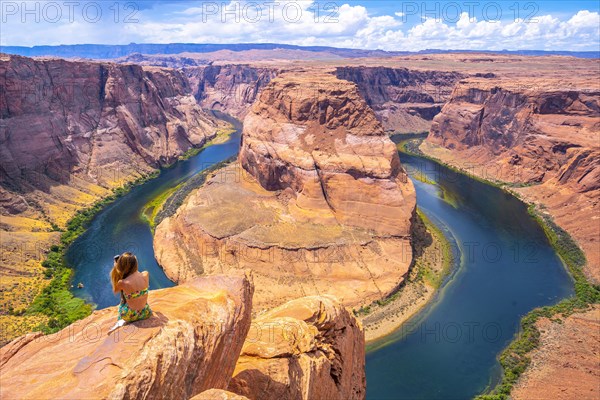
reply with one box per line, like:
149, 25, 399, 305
154, 70, 416, 310
423, 77, 600, 282
0, 274, 366, 400
0, 274, 254, 400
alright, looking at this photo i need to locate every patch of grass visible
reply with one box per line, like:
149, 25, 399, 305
26, 171, 159, 335
153, 156, 237, 227
141, 182, 184, 229
415, 209, 453, 288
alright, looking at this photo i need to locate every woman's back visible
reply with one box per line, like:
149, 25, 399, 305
120, 270, 149, 311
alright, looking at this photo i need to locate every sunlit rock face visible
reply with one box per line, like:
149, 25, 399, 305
0, 274, 254, 400
425, 77, 600, 281
154, 70, 416, 310
229, 295, 366, 400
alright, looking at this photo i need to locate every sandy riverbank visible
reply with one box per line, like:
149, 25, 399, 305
359, 209, 452, 343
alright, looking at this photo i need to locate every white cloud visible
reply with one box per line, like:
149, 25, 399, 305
1, 1, 598, 52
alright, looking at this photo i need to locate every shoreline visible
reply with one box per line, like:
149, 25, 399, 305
7, 125, 231, 343
358, 208, 454, 344
404, 138, 599, 399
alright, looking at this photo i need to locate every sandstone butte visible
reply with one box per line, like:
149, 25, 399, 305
153, 70, 417, 311
0, 274, 366, 400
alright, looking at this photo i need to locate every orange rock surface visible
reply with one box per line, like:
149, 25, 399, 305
0, 274, 253, 400
191, 389, 250, 400
228, 295, 365, 400
511, 306, 600, 400
240, 71, 415, 236
154, 70, 416, 310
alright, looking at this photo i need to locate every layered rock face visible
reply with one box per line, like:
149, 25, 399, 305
229, 296, 365, 400
0, 274, 254, 400
1, 54, 220, 194
0, 53, 223, 343
240, 72, 415, 236
154, 71, 416, 309
335, 66, 463, 133
186, 65, 278, 118
424, 78, 600, 281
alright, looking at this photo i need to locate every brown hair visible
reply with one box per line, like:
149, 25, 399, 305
110, 252, 138, 292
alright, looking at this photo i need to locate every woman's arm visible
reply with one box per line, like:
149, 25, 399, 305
113, 279, 123, 294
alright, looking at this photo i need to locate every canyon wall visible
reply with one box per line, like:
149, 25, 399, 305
423, 78, 600, 281
335, 66, 463, 133
0, 54, 221, 194
0, 54, 224, 342
185, 65, 279, 118
154, 70, 416, 310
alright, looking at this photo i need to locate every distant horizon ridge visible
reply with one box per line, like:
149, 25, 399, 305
2, 43, 599, 59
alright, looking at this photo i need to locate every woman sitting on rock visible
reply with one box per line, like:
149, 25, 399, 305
108, 252, 152, 333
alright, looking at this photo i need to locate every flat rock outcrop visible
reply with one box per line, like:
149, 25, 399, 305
0, 274, 254, 400
228, 295, 365, 400
154, 71, 416, 309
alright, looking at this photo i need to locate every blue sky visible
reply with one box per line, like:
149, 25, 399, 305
1, 1, 599, 50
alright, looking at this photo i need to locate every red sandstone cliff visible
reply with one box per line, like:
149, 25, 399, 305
424, 78, 600, 281
0, 54, 221, 194
335, 66, 464, 133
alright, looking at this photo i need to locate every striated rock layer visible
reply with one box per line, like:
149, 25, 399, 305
0, 274, 254, 400
154, 71, 416, 310
0, 54, 221, 193
0, 53, 224, 342
335, 66, 463, 134
239, 71, 415, 236
185, 64, 279, 119
229, 296, 365, 400
424, 78, 600, 282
